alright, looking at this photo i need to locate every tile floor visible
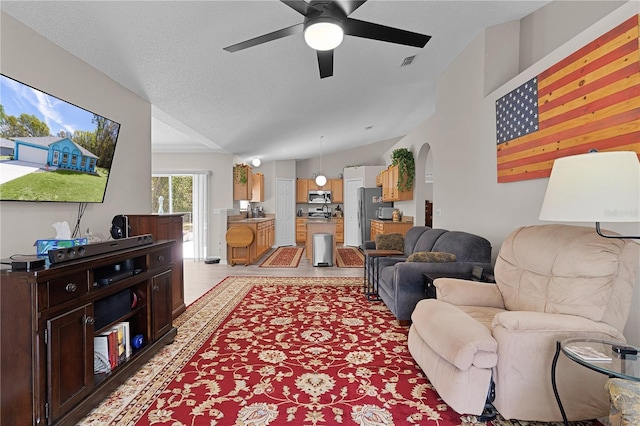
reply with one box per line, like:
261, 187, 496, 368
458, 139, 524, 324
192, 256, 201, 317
183, 247, 364, 305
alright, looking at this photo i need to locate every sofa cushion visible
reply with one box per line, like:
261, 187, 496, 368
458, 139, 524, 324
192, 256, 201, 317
406, 251, 456, 263
412, 228, 448, 253
375, 233, 404, 251
431, 231, 492, 262
402, 226, 433, 253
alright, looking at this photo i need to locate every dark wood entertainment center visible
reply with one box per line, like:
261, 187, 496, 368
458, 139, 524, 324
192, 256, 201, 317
0, 240, 178, 425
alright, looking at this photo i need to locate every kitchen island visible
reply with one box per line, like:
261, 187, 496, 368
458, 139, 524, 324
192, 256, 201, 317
305, 219, 337, 263
226, 217, 274, 265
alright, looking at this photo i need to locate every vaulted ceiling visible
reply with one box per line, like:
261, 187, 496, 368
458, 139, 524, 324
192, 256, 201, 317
1, 1, 548, 163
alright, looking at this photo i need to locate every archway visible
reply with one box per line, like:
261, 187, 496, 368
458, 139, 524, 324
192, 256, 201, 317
415, 143, 433, 227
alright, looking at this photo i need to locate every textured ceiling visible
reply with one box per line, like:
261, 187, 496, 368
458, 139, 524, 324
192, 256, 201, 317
1, 1, 548, 163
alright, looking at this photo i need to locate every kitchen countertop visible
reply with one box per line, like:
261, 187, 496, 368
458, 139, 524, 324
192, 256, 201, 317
228, 217, 274, 223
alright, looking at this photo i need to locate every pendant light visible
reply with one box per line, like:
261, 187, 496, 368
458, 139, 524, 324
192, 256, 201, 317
315, 136, 327, 187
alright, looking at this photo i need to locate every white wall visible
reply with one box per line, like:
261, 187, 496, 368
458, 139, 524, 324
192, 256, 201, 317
382, 1, 640, 344
0, 12, 152, 257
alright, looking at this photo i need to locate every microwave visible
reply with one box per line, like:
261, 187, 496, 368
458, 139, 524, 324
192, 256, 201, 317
308, 191, 332, 204
378, 207, 395, 220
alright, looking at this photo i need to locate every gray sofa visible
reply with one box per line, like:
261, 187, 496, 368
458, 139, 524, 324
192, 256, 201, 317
365, 227, 492, 324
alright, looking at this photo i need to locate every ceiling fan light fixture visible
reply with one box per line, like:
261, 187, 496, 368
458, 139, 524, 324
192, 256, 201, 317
251, 158, 261, 167
304, 19, 343, 51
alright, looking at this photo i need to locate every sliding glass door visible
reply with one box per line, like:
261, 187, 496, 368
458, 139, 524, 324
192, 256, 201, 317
151, 173, 209, 260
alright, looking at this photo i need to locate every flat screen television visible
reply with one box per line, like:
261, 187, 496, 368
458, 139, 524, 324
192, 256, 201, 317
0, 74, 121, 203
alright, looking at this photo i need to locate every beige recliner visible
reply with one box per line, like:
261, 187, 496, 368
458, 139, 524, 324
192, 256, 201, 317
407, 224, 639, 421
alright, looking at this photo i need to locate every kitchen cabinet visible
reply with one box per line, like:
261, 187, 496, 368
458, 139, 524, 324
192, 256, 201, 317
296, 217, 342, 245
297, 178, 343, 203
379, 165, 412, 202
233, 164, 253, 200
251, 173, 264, 202
296, 179, 308, 203
0, 241, 177, 426
329, 179, 343, 203
296, 218, 307, 244
128, 214, 185, 319
370, 219, 413, 240
308, 180, 322, 191
227, 218, 275, 264
335, 218, 344, 244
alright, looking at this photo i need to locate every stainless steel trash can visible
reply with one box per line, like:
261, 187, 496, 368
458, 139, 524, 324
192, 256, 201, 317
312, 233, 333, 267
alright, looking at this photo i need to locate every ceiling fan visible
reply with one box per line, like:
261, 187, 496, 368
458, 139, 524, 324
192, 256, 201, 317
223, 0, 431, 79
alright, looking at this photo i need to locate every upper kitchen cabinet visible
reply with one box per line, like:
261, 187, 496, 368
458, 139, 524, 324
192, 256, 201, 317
379, 165, 412, 202
329, 179, 343, 203
233, 164, 253, 200
297, 178, 343, 203
296, 179, 308, 203
251, 173, 264, 202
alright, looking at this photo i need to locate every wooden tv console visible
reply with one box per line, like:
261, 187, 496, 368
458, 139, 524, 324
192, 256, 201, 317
0, 240, 178, 426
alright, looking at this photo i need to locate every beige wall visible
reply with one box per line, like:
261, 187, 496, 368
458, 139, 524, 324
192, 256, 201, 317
0, 12, 152, 257
383, 1, 640, 344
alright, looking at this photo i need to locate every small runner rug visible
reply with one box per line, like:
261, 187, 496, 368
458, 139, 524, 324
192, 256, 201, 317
259, 246, 304, 267
80, 277, 602, 426
336, 247, 365, 268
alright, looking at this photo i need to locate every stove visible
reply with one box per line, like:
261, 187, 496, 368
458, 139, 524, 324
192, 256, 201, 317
308, 207, 332, 218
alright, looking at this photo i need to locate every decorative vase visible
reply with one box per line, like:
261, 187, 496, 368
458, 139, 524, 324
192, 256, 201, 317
392, 209, 401, 222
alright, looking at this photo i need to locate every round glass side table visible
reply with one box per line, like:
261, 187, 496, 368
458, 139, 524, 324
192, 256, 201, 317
551, 337, 640, 426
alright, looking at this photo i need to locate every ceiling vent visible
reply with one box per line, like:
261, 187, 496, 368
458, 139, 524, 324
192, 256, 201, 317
401, 55, 416, 67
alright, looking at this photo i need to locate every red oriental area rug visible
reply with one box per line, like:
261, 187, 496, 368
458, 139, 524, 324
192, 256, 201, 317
259, 246, 304, 267
336, 247, 365, 268
80, 277, 603, 426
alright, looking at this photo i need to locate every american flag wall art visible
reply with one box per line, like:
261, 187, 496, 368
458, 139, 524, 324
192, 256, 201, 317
496, 14, 640, 183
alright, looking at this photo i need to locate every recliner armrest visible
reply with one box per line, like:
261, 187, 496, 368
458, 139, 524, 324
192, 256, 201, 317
436, 278, 505, 308
492, 311, 625, 340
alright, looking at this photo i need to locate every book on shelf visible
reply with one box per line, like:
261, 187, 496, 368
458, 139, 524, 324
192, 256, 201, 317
116, 321, 131, 359
565, 345, 611, 362
94, 335, 111, 374
94, 322, 131, 374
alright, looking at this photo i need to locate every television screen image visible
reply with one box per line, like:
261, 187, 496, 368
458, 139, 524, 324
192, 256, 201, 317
0, 74, 121, 203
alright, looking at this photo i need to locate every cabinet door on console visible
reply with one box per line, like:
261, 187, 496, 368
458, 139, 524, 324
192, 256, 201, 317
151, 270, 173, 340
46, 304, 94, 423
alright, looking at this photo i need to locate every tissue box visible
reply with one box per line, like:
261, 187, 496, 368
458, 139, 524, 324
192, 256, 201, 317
35, 238, 88, 256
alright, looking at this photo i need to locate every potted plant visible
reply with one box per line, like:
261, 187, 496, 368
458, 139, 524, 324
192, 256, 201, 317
390, 148, 415, 192
233, 164, 248, 184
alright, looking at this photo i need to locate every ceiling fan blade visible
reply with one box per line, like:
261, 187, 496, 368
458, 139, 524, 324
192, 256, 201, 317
317, 50, 334, 79
343, 18, 431, 48
281, 0, 319, 17
223, 23, 304, 53
332, 0, 367, 16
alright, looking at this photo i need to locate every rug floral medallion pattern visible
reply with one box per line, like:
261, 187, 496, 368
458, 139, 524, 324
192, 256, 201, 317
80, 277, 602, 426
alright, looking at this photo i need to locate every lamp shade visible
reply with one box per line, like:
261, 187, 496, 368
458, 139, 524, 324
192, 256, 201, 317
304, 20, 344, 51
251, 158, 261, 167
315, 174, 327, 187
539, 151, 640, 222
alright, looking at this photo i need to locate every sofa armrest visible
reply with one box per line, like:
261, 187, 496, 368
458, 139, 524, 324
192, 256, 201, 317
436, 278, 505, 308
363, 240, 376, 250
377, 256, 408, 270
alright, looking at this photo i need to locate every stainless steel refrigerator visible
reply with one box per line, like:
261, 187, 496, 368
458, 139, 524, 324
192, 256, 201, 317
357, 187, 392, 248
